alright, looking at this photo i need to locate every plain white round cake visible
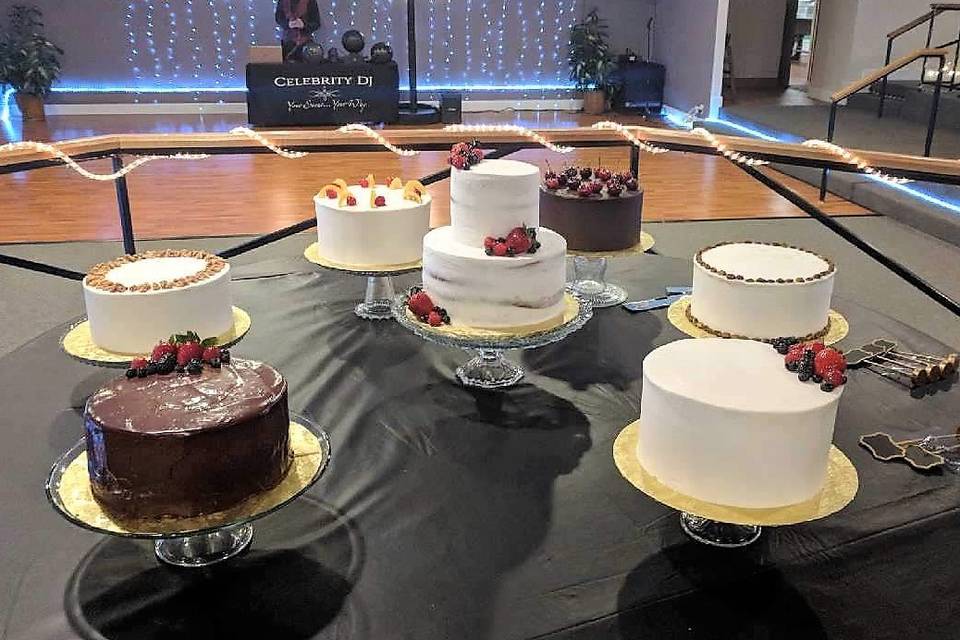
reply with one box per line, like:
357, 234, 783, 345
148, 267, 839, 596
82, 250, 233, 354
421, 156, 568, 330
638, 338, 842, 509
690, 241, 836, 340
314, 182, 431, 266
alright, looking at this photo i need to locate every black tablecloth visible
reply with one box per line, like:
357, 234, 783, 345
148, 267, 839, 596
1, 253, 958, 639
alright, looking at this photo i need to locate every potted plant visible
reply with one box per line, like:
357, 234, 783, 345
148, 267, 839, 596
0, 5, 63, 120
568, 9, 615, 115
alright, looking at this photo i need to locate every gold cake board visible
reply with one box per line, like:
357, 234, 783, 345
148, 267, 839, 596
405, 292, 581, 340
613, 419, 858, 526
52, 422, 325, 536
61, 306, 252, 366
667, 296, 849, 346
304, 242, 422, 273
567, 231, 656, 258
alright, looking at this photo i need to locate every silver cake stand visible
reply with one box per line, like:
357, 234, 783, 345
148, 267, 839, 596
567, 231, 655, 308
392, 289, 593, 389
304, 242, 421, 320
46, 417, 331, 568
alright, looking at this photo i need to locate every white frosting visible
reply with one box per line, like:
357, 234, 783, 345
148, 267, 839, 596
638, 338, 842, 509
105, 257, 208, 287
449, 159, 540, 245
700, 243, 830, 280
422, 225, 567, 328
83, 259, 233, 354
314, 184, 431, 266
690, 243, 835, 339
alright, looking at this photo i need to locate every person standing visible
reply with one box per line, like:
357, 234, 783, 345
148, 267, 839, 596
276, 0, 321, 61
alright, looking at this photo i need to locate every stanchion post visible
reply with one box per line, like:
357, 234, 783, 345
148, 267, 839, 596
112, 155, 136, 255
819, 102, 838, 201
630, 145, 640, 177
925, 61, 944, 157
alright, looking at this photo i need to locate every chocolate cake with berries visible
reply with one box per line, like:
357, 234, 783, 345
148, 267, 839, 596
84, 342, 292, 520
539, 166, 643, 251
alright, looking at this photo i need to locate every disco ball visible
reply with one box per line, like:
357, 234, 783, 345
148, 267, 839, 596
301, 42, 325, 63
341, 29, 365, 54
369, 42, 393, 64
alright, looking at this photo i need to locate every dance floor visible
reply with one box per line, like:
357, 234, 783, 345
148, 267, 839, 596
0, 111, 868, 244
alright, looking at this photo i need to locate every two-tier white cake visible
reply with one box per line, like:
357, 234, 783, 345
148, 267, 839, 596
82, 250, 233, 353
638, 338, 843, 509
689, 241, 836, 341
314, 177, 432, 267
421, 157, 567, 330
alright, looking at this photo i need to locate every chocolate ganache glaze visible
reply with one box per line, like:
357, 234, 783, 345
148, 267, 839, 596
84, 359, 292, 520
539, 186, 643, 251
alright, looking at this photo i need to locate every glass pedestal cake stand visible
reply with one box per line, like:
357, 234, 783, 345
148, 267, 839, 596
392, 290, 593, 389
613, 420, 858, 548
567, 231, 655, 308
46, 418, 331, 568
304, 242, 420, 320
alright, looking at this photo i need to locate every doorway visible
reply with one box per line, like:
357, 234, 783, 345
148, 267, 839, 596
779, 0, 817, 89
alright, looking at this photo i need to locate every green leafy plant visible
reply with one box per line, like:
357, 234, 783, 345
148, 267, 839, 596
0, 5, 63, 97
568, 9, 615, 93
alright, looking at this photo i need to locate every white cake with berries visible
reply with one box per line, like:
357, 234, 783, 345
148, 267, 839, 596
689, 241, 836, 341
638, 338, 845, 509
420, 145, 567, 330
314, 176, 431, 267
82, 250, 233, 354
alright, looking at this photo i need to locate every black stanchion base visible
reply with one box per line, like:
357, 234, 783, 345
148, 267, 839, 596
397, 103, 441, 125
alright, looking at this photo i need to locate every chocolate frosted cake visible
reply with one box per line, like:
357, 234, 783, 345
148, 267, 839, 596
84, 359, 292, 520
539, 166, 643, 251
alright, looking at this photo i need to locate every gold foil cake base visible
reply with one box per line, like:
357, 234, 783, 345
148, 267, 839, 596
667, 296, 849, 346
567, 231, 656, 257
62, 307, 252, 366
406, 293, 580, 339
53, 422, 325, 536
613, 419, 858, 526
304, 242, 422, 273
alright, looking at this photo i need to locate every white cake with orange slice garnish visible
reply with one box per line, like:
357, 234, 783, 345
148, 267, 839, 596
314, 175, 432, 267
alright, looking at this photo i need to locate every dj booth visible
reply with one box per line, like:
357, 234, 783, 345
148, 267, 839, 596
246, 61, 400, 126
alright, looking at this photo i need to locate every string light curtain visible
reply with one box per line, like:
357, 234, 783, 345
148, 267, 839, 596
111, 0, 578, 92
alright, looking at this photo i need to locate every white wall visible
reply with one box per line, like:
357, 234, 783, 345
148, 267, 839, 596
808, 0, 957, 101
727, 0, 788, 79
653, 0, 729, 115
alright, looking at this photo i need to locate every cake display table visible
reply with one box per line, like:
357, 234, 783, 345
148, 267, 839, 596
46, 419, 331, 567
614, 420, 858, 548
60, 306, 252, 367
305, 242, 421, 320
567, 232, 656, 308
393, 290, 593, 388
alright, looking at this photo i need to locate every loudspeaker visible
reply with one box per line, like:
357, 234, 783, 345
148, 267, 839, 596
440, 92, 462, 124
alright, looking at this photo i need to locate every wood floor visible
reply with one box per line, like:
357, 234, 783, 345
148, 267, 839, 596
0, 111, 868, 244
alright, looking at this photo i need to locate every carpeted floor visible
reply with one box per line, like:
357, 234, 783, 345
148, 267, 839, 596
1, 215, 957, 359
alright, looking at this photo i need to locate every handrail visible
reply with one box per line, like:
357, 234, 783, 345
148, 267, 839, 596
5, 126, 960, 183
887, 4, 960, 39
888, 10, 936, 39
831, 47, 949, 102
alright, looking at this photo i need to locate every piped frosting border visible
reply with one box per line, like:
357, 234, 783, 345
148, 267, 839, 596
84, 250, 227, 293
696, 241, 835, 284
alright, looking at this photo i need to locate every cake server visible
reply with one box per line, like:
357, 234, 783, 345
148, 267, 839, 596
664, 286, 693, 296
622, 294, 684, 313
